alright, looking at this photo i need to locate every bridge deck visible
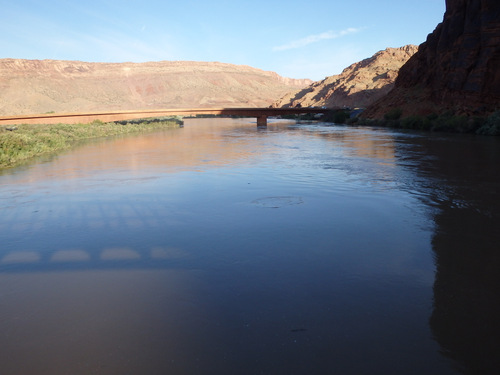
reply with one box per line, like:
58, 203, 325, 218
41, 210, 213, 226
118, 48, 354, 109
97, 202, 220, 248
0, 107, 331, 126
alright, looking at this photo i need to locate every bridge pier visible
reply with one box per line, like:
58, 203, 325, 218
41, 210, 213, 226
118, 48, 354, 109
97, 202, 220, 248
0, 108, 329, 126
256, 115, 267, 127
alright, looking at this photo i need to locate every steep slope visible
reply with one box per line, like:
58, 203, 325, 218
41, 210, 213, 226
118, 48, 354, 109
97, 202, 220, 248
272, 45, 418, 109
0, 59, 312, 116
363, 0, 500, 118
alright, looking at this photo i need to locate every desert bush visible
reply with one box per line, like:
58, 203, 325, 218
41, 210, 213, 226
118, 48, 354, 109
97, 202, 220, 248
356, 110, 499, 135
346, 116, 359, 125
401, 115, 422, 129
477, 111, 500, 135
384, 108, 403, 121
333, 110, 349, 124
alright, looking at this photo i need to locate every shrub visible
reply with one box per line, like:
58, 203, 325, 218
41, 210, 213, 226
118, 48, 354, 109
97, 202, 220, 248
477, 111, 500, 135
346, 116, 359, 125
401, 115, 423, 129
333, 110, 349, 124
384, 108, 403, 121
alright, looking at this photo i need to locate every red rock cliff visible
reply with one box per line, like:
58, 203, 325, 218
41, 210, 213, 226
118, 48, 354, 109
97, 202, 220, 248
0, 60, 312, 116
272, 46, 418, 109
364, 0, 500, 118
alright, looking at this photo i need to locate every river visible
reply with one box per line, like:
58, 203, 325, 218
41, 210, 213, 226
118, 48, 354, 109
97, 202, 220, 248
1, 118, 499, 374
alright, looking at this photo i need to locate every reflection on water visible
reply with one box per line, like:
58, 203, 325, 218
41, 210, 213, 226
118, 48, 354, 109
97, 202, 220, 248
1, 118, 499, 374
417, 135, 500, 375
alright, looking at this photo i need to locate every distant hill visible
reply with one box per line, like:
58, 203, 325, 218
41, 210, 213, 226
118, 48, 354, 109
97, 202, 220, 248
0, 59, 312, 116
272, 45, 418, 109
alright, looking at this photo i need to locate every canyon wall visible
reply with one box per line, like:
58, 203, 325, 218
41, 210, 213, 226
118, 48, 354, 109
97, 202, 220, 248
364, 0, 500, 118
273, 46, 418, 109
0, 59, 311, 116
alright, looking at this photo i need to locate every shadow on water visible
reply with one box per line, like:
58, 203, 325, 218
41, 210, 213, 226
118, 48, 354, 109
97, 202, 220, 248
385, 131, 500, 374
415, 135, 500, 375
276, 126, 500, 374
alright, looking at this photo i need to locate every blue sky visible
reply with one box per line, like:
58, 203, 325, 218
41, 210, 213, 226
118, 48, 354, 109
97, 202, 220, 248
1, 0, 445, 81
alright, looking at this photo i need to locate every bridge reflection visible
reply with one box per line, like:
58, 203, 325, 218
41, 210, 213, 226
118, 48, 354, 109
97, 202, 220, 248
0, 246, 190, 273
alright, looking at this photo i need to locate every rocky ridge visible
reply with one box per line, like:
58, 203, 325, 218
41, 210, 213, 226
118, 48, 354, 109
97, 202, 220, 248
272, 45, 418, 109
0, 59, 312, 116
363, 0, 500, 118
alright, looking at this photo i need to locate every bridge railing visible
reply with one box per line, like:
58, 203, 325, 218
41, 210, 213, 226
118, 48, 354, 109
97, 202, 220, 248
0, 107, 332, 126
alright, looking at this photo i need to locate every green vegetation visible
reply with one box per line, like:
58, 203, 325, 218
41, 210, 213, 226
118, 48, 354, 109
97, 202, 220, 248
349, 110, 500, 136
477, 111, 500, 136
0, 117, 183, 169
323, 110, 350, 124
383, 108, 403, 121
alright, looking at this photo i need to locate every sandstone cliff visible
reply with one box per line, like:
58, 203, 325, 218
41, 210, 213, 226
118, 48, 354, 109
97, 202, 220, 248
272, 45, 418, 109
363, 0, 500, 118
0, 59, 312, 116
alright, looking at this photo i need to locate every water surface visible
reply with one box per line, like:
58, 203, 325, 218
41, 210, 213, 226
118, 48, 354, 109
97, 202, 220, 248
1, 118, 499, 374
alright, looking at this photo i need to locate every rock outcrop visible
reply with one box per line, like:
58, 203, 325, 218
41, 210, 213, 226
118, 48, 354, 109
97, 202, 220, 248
272, 45, 418, 109
0, 59, 312, 116
363, 0, 500, 118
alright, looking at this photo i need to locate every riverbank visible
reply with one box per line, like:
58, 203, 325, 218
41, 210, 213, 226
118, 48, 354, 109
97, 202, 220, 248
0, 117, 183, 169
353, 110, 500, 135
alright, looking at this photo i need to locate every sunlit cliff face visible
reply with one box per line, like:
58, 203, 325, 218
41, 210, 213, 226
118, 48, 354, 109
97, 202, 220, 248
0, 59, 312, 116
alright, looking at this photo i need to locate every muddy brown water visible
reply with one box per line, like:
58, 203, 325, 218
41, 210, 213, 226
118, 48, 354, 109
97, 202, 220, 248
1, 118, 499, 374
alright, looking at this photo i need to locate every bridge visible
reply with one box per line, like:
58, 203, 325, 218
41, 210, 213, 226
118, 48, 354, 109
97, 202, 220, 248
0, 107, 332, 127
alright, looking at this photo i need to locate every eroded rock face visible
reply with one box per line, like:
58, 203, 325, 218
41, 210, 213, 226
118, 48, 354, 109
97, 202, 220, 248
364, 0, 500, 118
0, 59, 312, 115
272, 46, 418, 109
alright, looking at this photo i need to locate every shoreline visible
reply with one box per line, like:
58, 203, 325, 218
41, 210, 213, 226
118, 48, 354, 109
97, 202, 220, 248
0, 118, 183, 170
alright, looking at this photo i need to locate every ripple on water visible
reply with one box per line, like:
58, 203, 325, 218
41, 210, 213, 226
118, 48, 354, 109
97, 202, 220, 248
251, 196, 303, 208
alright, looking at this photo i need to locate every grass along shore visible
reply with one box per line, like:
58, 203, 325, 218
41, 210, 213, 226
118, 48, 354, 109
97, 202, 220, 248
0, 117, 183, 169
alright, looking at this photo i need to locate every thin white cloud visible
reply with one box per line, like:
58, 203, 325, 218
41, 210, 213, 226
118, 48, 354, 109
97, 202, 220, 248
273, 27, 361, 51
